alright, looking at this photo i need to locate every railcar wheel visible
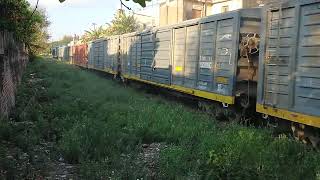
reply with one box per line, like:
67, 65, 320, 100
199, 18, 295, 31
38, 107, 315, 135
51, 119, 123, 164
239, 94, 250, 109
291, 123, 320, 148
197, 101, 227, 121
121, 76, 129, 87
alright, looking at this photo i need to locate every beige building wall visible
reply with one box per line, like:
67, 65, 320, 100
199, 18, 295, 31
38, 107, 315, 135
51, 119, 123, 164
211, 0, 243, 14
159, 0, 213, 26
159, 0, 266, 26
159, 0, 183, 26
211, 0, 269, 14
159, 4, 168, 26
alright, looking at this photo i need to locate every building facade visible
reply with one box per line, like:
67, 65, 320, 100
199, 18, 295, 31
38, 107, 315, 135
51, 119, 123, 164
159, 0, 270, 26
210, 0, 269, 14
159, 0, 214, 26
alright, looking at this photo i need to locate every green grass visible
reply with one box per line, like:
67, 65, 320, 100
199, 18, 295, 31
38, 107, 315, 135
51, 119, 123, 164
1, 57, 319, 179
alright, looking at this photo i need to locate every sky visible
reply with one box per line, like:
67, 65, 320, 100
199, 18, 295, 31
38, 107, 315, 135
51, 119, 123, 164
27, 0, 160, 42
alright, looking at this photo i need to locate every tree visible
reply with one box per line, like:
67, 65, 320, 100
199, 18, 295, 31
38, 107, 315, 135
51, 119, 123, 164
81, 26, 105, 43
58, 0, 151, 7
27, 9, 51, 55
51, 35, 74, 47
80, 10, 140, 43
106, 10, 140, 35
0, 0, 50, 55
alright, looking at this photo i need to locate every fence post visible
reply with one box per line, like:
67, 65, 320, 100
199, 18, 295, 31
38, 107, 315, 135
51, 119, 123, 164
0, 31, 4, 55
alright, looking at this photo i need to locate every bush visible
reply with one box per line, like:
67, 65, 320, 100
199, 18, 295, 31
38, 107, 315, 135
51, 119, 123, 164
8, 58, 320, 178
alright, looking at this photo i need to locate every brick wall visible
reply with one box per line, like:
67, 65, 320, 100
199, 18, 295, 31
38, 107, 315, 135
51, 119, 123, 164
0, 31, 28, 119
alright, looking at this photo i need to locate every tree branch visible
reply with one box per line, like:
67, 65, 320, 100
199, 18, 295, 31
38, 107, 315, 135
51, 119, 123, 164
30, 0, 40, 18
120, 0, 132, 10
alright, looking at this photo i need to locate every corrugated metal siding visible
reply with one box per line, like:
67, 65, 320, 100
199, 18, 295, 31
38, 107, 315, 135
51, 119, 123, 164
184, 25, 200, 88
119, 9, 260, 102
92, 40, 106, 70
63, 46, 70, 61
73, 44, 87, 67
105, 36, 119, 72
140, 32, 154, 81
121, 36, 129, 75
87, 42, 93, 68
121, 34, 140, 76
58, 46, 70, 61
69, 46, 73, 62
198, 21, 216, 91
171, 17, 238, 96
58, 46, 65, 60
295, 2, 320, 115
173, 27, 186, 86
52, 47, 59, 58
263, 7, 295, 108
152, 29, 172, 84
214, 18, 235, 95
258, 0, 320, 117
130, 35, 141, 77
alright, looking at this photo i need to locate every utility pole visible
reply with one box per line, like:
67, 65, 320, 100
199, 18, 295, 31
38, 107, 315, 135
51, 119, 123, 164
204, 0, 207, 17
92, 23, 97, 30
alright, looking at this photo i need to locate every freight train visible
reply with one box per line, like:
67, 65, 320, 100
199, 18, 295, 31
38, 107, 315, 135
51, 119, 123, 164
52, 0, 320, 146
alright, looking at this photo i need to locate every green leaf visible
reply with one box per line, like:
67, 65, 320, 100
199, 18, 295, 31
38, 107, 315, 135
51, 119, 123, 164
127, 0, 150, 7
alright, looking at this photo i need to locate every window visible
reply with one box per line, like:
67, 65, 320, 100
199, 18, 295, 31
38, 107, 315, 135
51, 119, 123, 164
221, 5, 229, 13
192, 9, 202, 19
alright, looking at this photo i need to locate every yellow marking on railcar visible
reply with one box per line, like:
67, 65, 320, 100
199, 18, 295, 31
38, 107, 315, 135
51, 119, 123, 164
123, 74, 235, 104
256, 104, 320, 128
216, 77, 229, 84
175, 66, 183, 72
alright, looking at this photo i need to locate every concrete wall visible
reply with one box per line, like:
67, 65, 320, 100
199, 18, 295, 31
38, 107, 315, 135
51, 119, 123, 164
0, 31, 28, 119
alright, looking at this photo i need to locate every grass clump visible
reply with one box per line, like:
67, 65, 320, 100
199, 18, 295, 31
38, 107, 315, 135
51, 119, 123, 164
5, 57, 320, 179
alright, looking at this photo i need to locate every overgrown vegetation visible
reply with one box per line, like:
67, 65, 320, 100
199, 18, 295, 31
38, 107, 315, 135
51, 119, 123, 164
50, 35, 74, 47
0, 0, 50, 55
81, 10, 140, 43
1, 58, 319, 179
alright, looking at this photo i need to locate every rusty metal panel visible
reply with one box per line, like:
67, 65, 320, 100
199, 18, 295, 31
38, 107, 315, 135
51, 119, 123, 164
73, 44, 88, 67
